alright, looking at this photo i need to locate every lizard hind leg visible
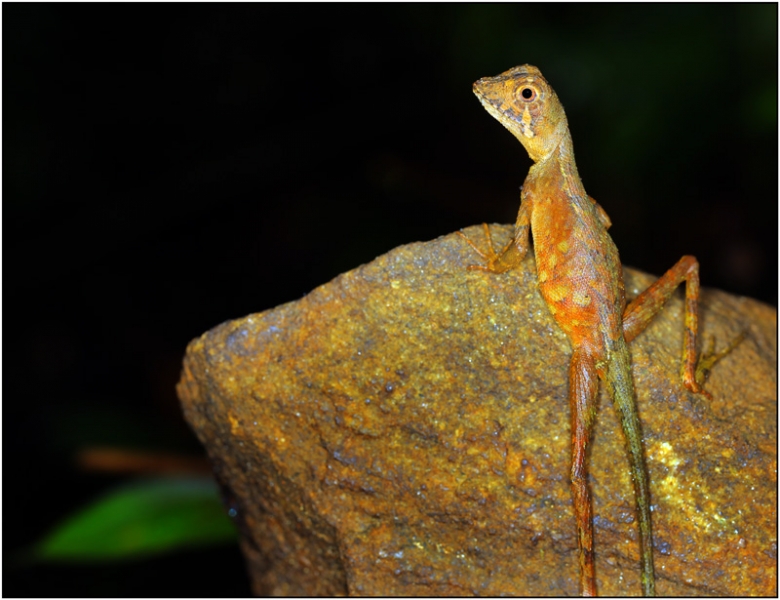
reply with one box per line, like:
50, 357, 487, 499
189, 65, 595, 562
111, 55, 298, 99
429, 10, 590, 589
568, 348, 600, 596
621, 255, 719, 398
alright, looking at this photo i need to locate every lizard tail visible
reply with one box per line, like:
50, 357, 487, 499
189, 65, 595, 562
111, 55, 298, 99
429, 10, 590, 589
605, 336, 656, 596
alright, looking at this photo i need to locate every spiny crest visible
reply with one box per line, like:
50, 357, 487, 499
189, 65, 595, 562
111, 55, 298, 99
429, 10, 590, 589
473, 65, 568, 163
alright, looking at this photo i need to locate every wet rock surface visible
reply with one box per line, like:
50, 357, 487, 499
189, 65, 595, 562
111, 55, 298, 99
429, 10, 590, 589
177, 225, 777, 596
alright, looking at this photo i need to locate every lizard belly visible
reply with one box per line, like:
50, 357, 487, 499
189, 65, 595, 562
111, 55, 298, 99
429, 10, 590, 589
533, 206, 624, 352
537, 253, 610, 351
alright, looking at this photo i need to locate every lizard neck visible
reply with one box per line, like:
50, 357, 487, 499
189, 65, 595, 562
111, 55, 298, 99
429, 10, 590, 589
556, 129, 587, 199
529, 125, 587, 201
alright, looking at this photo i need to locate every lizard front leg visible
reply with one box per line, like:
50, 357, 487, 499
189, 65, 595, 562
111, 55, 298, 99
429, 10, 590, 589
458, 200, 531, 273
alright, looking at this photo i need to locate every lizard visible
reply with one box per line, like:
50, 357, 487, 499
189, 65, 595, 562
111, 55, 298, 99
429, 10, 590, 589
458, 65, 739, 596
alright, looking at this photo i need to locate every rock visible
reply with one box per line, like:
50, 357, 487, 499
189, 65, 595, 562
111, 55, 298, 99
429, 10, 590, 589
177, 225, 777, 596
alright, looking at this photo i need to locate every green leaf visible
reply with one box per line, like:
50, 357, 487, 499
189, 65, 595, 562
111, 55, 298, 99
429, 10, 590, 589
33, 477, 238, 562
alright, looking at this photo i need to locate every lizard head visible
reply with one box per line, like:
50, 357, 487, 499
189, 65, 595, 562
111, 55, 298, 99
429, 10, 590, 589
473, 65, 568, 163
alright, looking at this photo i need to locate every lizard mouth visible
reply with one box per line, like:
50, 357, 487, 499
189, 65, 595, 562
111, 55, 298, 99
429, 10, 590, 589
476, 93, 522, 129
472, 78, 499, 101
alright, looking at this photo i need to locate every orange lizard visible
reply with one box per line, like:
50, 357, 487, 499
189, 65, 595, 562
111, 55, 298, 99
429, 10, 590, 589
459, 65, 737, 596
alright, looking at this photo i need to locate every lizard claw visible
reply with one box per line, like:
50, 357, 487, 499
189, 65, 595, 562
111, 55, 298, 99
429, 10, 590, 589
685, 331, 746, 400
457, 224, 518, 274
458, 224, 498, 258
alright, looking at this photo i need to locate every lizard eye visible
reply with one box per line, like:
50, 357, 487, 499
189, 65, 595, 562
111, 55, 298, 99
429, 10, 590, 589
520, 87, 536, 101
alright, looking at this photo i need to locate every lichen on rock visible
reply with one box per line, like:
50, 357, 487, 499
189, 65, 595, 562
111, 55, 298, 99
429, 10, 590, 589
177, 225, 777, 596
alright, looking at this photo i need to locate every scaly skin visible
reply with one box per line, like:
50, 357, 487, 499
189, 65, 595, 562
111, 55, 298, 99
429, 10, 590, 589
459, 65, 727, 596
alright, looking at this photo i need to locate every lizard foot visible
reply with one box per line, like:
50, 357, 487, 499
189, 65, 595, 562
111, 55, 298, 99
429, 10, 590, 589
683, 330, 746, 400
457, 223, 519, 274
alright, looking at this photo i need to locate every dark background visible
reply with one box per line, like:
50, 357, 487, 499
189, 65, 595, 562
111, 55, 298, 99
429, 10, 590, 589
4, 4, 776, 596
